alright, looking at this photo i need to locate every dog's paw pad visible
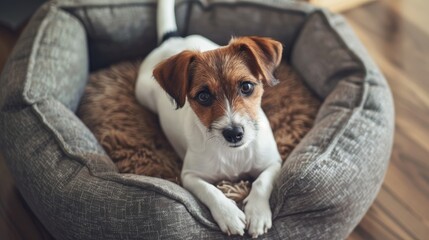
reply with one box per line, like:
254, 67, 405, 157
212, 199, 246, 236
247, 216, 271, 238
244, 196, 272, 238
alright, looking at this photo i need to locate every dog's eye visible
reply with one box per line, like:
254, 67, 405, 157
196, 91, 213, 106
240, 82, 255, 96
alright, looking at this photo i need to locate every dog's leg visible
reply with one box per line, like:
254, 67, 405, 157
244, 162, 281, 238
182, 174, 246, 236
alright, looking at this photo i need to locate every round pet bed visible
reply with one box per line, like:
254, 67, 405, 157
0, 0, 394, 239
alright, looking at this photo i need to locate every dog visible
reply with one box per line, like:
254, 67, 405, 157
135, 0, 282, 237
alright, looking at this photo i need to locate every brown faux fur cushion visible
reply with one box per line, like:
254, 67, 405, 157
77, 60, 320, 204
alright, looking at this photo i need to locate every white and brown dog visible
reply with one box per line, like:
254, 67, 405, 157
136, 0, 282, 237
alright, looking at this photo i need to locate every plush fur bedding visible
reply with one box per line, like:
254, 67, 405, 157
77, 60, 320, 204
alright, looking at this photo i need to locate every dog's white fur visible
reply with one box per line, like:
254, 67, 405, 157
135, 0, 281, 237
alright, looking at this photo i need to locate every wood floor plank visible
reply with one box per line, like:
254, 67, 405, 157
0, 210, 21, 240
394, 127, 429, 172
347, 229, 369, 240
387, 0, 429, 36
358, 203, 411, 240
396, 114, 429, 154
390, 139, 429, 199
384, 158, 429, 221
377, 187, 429, 239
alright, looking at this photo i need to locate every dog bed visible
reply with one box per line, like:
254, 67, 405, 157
0, 0, 394, 239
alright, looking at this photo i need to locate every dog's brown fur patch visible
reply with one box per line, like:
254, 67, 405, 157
153, 37, 282, 128
77, 60, 320, 202
187, 51, 263, 127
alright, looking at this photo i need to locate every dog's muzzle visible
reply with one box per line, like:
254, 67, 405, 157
222, 125, 244, 144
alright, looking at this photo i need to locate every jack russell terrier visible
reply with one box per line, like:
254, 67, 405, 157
135, 0, 282, 237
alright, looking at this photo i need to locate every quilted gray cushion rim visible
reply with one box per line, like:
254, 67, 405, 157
21, 6, 81, 106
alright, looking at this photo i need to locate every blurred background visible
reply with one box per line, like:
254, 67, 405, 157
1, 0, 428, 239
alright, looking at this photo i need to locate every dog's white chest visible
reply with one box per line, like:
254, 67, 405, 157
207, 148, 256, 182
183, 146, 256, 183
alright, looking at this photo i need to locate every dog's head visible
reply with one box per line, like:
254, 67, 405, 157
153, 36, 282, 148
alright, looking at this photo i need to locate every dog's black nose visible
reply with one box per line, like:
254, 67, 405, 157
222, 126, 244, 143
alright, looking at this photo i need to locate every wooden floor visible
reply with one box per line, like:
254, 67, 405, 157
1, 0, 429, 239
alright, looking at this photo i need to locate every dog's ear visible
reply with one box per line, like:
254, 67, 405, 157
231, 36, 283, 86
153, 50, 196, 109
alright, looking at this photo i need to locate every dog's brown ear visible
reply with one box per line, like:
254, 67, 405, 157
231, 36, 283, 86
153, 50, 196, 109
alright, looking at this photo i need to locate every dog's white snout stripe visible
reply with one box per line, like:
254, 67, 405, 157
217, 96, 247, 132
224, 97, 233, 124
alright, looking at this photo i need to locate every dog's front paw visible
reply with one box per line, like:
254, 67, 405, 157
211, 198, 246, 236
244, 195, 272, 238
